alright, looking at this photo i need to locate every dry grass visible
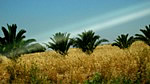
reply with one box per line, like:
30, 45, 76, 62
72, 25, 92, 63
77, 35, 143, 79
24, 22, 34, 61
0, 41, 150, 83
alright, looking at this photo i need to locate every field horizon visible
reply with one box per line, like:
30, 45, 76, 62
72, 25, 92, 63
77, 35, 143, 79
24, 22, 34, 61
0, 41, 150, 83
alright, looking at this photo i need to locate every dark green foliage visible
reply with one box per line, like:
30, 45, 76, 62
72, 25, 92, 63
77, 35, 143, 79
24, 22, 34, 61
27, 43, 46, 53
84, 73, 140, 84
8, 43, 46, 58
72, 30, 108, 54
112, 34, 135, 49
84, 73, 104, 84
45, 32, 72, 55
0, 24, 36, 59
135, 24, 150, 45
111, 77, 133, 84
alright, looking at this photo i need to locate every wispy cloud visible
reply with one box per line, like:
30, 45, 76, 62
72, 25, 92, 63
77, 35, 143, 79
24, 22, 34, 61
71, 8, 150, 36
39, 2, 150, 43
40, 8, 150, 43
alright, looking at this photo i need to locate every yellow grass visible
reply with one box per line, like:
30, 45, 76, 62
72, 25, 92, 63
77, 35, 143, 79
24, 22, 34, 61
0, 41, 150, 83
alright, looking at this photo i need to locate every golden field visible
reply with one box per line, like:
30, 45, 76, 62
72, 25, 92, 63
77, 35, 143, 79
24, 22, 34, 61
0, 41, 150, 83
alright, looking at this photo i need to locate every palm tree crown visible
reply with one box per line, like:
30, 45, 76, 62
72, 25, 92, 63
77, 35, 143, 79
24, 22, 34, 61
112, 34, 135, 49
0, 24, 36, 58
45, 32, 72, 55
72, 30, 108, 54
135, 24, 150, 45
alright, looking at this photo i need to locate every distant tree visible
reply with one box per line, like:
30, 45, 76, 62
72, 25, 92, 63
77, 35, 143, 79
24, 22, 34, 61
72, 30, 108, 54
112, 34, 135, 49
45, 32, 72, 55
0, 24, 36, 59
135, 24, 150, 45
27, 43, 46, 53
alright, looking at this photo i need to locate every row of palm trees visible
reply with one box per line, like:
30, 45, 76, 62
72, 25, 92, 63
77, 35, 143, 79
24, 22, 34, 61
45, 31, 108, 55
112, 25, 150, 49
0, 24, 150, 59
45, 24, 150, 55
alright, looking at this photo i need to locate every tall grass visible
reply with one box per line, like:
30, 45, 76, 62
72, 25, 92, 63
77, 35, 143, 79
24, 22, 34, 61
0, 41, 150, 83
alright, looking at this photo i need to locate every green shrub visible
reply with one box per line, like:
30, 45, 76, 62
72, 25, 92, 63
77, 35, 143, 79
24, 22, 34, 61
84, 73, 104, 84
27, 43, 46, 53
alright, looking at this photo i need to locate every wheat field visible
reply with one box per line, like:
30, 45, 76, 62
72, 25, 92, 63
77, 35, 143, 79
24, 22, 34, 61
0, 41, 150, 83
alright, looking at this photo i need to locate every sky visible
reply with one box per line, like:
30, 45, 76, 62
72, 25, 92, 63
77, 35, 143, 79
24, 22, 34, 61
0, 0, 150, 43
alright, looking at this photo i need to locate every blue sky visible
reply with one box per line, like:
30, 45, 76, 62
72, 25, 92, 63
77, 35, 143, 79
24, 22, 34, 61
0, 0, 150, 43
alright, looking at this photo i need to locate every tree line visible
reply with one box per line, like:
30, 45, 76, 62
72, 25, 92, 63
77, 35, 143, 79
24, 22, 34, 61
0, 24, 150, 60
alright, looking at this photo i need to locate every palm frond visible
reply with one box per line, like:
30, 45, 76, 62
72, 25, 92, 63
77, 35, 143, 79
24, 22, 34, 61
45, 32, 72, 55
135, 24, 150, 46
7, 24, 17, 43
73, 30, 108, 54
2, 27, 9, 43
112, 34, 134, 49
16, 29, 26, 42
0, 24, 36, 59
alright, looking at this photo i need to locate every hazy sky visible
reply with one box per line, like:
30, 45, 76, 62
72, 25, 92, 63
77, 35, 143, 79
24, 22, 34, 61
0, 0, 150, 43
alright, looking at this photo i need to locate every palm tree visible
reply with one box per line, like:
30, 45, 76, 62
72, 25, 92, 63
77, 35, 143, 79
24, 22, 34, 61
135, 24, 150, 45
112, 34, 135, 49
45, 32, 72, 55
72, 30, 108, 54
0, 24, 36, 58
0, 37, 5, 53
